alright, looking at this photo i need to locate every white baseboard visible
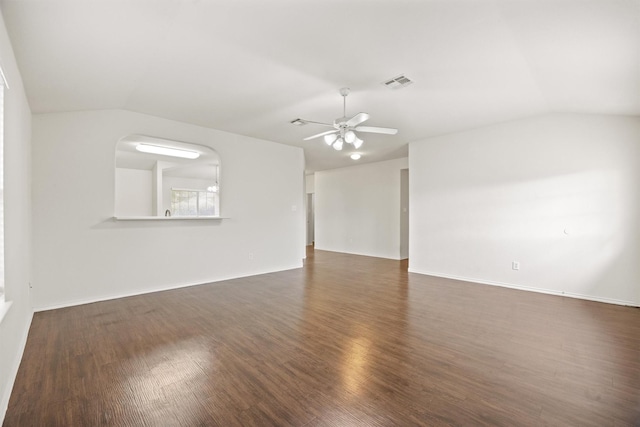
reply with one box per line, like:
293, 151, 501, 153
33, 262, 303, 312
313, 246, 402, 260
407, 268, 639, 307
0, 307, 33, 425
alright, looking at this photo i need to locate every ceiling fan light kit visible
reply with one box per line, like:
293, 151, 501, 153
344, 130, 356, 143
324, 133, 337, 145
295, 87, 398, 153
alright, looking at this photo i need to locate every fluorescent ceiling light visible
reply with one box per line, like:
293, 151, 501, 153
136, 143, 200, 159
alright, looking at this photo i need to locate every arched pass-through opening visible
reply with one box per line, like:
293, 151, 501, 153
114, 135, 221, 219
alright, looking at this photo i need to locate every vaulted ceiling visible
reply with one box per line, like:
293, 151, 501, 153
2, 0, 639, 172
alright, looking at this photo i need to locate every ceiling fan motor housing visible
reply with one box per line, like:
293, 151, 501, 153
335, 118, 349, 130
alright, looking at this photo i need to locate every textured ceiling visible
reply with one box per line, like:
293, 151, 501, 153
2, 0, 639, 172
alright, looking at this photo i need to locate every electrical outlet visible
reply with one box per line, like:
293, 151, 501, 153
512, 261, 520, 270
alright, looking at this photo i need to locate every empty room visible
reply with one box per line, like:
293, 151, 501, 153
0, 0, 639, 426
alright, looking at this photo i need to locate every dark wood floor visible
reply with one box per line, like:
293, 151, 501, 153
4, 248, 640, 426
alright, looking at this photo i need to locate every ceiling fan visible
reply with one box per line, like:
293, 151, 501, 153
293, 88, 398, 151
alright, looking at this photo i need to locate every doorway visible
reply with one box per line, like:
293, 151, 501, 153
306, 193, 315, 246
400, 169, 409, 259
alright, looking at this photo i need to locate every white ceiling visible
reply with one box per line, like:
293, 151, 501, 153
2, 0, 639, 172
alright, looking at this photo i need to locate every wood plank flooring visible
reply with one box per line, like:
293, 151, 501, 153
4, 247, 640, 426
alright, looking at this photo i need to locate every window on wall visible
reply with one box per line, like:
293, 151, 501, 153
171, 188, 218, 217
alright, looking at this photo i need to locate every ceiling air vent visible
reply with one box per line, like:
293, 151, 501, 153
382, 75, 414, 90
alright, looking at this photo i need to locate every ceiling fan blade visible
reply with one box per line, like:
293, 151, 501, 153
345, 112, 369, 127
303, 130, 338, 141
355, 126, 398, 135
298, 119, 335, 128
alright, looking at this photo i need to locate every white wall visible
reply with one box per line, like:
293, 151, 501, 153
32, 109, 306, 310
115, 168, 152, 216
315, 157, 408, 259
0, 10, 33, 423
305, 174, 314, 194
410, 113, 640, 306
